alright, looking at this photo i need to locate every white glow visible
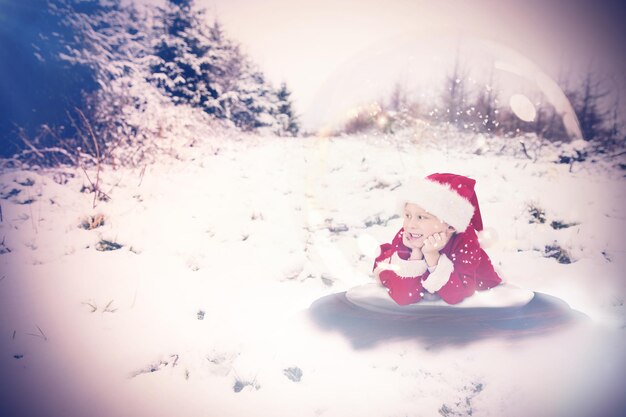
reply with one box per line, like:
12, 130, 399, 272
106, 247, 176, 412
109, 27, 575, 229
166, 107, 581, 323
477, 227, 498, 248
357, 233, 380, 259
509, 93, 537, 122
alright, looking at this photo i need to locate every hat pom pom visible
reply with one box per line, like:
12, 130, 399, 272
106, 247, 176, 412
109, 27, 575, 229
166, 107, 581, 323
477, 227, 498, 248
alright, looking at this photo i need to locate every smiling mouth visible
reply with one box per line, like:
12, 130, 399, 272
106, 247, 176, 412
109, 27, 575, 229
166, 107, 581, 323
406, 232, 423, 240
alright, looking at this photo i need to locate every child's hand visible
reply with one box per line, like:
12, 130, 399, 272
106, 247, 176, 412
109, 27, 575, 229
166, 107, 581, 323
408, 246, 423, 260
421, 229, 454, 255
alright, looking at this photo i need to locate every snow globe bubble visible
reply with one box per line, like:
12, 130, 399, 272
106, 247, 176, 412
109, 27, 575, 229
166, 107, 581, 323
304, 33, 583, 315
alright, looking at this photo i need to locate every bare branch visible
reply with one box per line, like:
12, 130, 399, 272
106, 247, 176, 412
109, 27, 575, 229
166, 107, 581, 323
519, 141, 532, 160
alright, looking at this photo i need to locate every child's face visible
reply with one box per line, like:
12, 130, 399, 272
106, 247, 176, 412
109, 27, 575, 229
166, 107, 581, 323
402, 203, 452, 249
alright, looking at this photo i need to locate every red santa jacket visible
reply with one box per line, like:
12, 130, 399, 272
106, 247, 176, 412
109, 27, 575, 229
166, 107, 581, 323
372, 228, 502, 305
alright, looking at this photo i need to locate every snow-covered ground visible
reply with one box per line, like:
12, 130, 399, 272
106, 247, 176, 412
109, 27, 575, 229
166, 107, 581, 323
1, 131, 625, 417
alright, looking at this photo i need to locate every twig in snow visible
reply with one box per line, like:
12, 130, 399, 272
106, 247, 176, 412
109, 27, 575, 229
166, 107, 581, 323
81, 166, 94, 187
389, 182, 402, 191
103, 300, 117, 313
607, 150, 626, 159
80, 167, 111, 206
0, 203, 3, 222
0, 236, 11, 254
81, 214, 105, 230
76, 108, 100, 163
67, 109, 92, 157
130, 354, 180, 378
15, 147, 77, 165
12, 330, 16, 339
82, 301, 98, 313
18, 131, 45, 160
519, 140, 532, 160
138, 165, 146, 187
36, 325, 47, 341
76, 108, 104, 209
27, 325, 47, 341
15, 124, 79, 166
37, 326, 48, 340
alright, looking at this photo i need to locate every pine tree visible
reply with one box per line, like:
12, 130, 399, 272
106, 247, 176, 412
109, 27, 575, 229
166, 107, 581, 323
388, 82, 407, 113
442, 50, 469, 126
228, 65, 278, 131
151, 0, 220, 115
568, 69, 609, 141
197, 19, 300, 135
472, 68, 498, 134
150, 5, 298, 135
276, 82, 299, 136
209, 19, 245, 120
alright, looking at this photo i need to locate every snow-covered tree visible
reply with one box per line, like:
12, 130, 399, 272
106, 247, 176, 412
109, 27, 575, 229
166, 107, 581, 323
226, 66, 278, 131
150, 0, 221, 115
47, 0, 204, 167
388, 82, 408, 113
441, 52, 469, 126
150, 4, 299, 135
2, 0, 301, 166
566, 68, 610, 141
208, 20, 239, 94
204, 20, 300, 135
472, 68, 498, 134
275, 82, 299, 136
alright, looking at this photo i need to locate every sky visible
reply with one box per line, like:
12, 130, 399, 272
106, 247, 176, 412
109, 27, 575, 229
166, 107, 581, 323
152, 0, 626, 130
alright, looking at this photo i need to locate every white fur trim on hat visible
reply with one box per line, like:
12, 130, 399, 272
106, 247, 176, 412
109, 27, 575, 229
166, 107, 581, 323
398, 177, 475, 232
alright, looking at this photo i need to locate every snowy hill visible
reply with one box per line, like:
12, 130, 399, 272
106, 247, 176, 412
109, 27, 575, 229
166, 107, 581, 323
1, 130, 625, 417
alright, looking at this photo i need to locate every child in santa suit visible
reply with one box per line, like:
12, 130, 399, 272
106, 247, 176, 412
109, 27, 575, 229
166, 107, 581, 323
373, 173, 502, 305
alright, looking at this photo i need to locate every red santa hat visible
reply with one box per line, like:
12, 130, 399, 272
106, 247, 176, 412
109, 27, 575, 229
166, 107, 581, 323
399, 173, 483, 233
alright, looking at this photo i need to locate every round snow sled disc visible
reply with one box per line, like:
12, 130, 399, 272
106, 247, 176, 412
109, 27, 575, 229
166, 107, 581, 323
308, 283, 588, 348
345, 282, 535, 315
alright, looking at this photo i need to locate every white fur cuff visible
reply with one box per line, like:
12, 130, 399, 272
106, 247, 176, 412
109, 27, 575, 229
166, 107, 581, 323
374, 252, 428, 279
422, 254, 454, 293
